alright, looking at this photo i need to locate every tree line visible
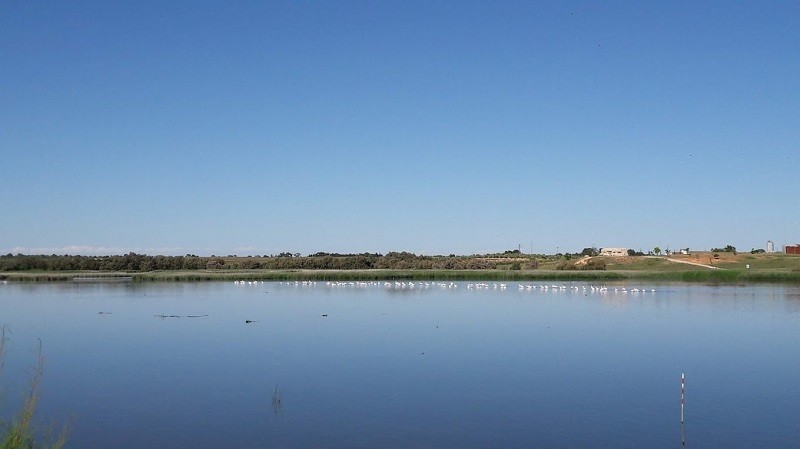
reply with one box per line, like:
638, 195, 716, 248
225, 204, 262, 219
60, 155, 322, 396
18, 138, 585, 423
0, 252, 537, 272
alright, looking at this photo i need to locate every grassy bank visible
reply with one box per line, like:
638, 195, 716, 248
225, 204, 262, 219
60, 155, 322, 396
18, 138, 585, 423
3, 268, 800, 283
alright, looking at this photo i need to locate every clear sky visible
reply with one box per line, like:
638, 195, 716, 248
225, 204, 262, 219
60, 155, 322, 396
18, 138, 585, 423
1, 1, 798, 256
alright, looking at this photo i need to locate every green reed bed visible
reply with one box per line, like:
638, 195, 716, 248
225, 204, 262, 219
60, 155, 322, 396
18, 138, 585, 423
0, 272, 78, 282
4, 268, 800, 284
739, 271, 800, 283
137, 268, 800, 283
134, 269, 629, 282
625, 270, 743, 283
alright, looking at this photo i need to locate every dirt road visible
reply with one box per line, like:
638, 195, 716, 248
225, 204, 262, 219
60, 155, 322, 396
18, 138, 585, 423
663, 257, 720, 270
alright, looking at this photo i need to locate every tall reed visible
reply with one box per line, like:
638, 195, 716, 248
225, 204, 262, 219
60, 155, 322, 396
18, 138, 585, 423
0, 327, 68, 449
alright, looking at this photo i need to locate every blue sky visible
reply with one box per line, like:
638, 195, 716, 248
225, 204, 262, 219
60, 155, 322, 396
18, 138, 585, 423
2, 1, 798, 256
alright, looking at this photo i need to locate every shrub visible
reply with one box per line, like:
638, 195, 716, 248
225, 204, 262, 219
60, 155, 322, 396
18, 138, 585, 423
556, 260, 573, 270
581, 258, 607, 270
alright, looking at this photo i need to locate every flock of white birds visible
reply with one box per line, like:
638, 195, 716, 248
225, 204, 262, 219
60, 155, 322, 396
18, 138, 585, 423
232, 280, 657, 293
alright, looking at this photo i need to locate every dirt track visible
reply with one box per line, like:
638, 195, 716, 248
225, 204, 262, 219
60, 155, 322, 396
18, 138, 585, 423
663, 257, 720, 270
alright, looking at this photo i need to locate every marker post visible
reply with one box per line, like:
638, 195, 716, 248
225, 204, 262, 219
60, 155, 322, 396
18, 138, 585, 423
680, 373, 686, 424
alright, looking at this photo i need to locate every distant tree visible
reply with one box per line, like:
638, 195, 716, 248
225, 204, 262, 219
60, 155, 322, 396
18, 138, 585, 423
139, 259, 155, 271
654, 247, 662, 256
204, 258, 225, 269
241, 260, 261, 269
182, 257, 203, 270
581, 247, 599, 257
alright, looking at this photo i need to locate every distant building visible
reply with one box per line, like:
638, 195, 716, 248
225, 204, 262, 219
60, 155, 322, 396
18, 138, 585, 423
767, 241, 775, 253
600, 247, 628, 257
786, 244, 800, 255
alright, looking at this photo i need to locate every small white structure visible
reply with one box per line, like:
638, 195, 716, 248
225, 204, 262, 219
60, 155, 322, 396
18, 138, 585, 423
767, 240, 775, 253
600, 247, 628, 257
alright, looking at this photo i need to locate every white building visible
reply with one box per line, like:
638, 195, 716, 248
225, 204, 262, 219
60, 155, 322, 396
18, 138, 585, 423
600, 247, 628, 257
767, 240, 775, 253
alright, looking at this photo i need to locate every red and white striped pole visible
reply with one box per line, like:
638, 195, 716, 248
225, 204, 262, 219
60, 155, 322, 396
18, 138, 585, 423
680, 373, 686, 424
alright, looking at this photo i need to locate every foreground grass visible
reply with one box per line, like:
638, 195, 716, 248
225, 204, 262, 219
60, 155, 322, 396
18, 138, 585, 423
0, 328, 68, 449
3, 268, 800, 283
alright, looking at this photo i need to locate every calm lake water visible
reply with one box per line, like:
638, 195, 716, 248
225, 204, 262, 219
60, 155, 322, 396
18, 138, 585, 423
1, 281, 799, 448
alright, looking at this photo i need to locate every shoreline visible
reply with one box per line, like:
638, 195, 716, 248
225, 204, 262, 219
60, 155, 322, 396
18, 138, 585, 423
2, 269, 800, 284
